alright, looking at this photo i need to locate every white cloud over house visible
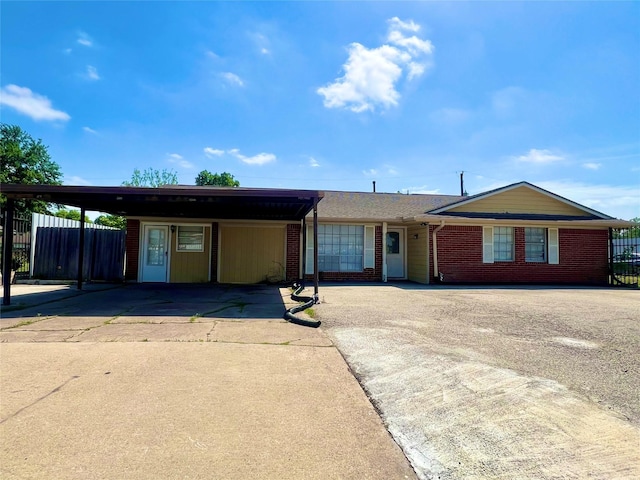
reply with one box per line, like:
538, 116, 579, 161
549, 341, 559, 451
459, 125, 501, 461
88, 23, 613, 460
0, 84, 70, 121
221, 72, 244, 87
514, 149, 564, 164
317, 17, 434, 113
581, 162, 602, 170
228, 149, 276, 166
86, 65, 100, 81
77, 31, 93, 47
167, 153, 194, 169
204, 147, 225, 158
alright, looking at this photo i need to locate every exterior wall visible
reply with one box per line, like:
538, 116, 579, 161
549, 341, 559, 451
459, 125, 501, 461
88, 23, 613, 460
169, 226, 210, 283
219, 225, 285, 283
286, 223, 301, 281
430, 225, 608, 285
407, 224, 429, 284
210, 222, 218, 282
306, 226, 383, 282
125, 219, 140, 282
448, 186, 592, 216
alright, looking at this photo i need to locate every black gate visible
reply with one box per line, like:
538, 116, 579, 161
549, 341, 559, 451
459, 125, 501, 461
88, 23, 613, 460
33, 227, 125, 281
0, 212, 32, 282
609, 227, 639, 288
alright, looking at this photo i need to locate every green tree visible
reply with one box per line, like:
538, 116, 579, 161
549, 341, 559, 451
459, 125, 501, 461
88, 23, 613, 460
195, 170, 240, 187
0, 123, 63, 217
94, 214, 126, 230
122, 167, 178, 187
54, 208, 92, 223
612, 217, 640, 239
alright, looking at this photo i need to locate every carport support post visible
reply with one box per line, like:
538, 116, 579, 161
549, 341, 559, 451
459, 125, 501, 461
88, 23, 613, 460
77, 207, 86, 290
2, 198, 15, 305
313, 199, 319, 298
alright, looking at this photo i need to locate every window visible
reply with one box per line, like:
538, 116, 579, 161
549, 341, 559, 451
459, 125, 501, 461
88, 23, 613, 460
177, 226, 204, 252
525, 227, 546, 262
493, 227, 514, 261
317, 224, 364, 272
386, 232, 400, 254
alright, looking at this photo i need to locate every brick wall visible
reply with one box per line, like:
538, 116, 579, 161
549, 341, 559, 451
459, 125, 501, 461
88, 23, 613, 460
125, 219, 140, 282
304, 225, 383, 282
286, 223, 301, 281
210, 222, 218, 283
430, 225, 608, 285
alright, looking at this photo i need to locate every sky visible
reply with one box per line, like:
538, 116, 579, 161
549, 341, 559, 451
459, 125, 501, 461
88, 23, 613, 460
1, 1, 639, 220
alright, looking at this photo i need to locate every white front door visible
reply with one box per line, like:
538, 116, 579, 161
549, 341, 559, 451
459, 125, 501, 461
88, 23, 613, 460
386, 229, 405, 278
142, 225, 169, 282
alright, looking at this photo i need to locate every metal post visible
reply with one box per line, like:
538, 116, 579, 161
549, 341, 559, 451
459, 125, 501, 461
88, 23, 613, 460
301, 217, 307, 281
2, 199, 15, 305
313, 199, 319, 299
608, 227, 614, 285
78, 207, 86, 290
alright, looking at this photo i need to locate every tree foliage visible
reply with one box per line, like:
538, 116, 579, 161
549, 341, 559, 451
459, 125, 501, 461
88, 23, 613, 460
94, 214, 126, 230
122, 167, 178, 187
195, 170, 240, 187
614, 217, 640, 239
0, 123, 62, 217
54, 208, 92, 223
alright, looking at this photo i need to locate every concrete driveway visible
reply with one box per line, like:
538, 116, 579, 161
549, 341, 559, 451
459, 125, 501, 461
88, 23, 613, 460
317, 284, 640, 480
0, 284, 416, 479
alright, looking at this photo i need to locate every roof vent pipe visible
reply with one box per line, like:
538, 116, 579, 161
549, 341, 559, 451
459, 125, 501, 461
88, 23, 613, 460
372, 181, 376, 193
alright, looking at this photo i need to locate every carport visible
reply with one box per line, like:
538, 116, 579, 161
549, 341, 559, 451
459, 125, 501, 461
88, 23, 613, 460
1, 184, 323, 305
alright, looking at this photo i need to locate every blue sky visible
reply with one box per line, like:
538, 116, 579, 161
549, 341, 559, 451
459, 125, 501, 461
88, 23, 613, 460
1, 1, 639, 219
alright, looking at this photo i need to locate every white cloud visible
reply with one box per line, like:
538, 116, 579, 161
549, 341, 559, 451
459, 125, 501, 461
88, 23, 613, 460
204, 147, 225, 158
228, 149, 276, 166
86, 65, 100, 81
64, 175, 92, 186
206, 50, 219, 59
221, 72, 244, 87
63, 48, 72, 55
363, 169, 378, 177
83, 126, 98, 134
0, 84, 70, 121
492, 86, 527, 116
309, 157, 320, 167
77, 31, 93, 47
167, 153, 194, 169
582, 162, 602, 170
515, 148, 564, 164
252, 33, 271, 55
317, 17, 433, 113
535, 180, 640, 220
406, 185, 441, 194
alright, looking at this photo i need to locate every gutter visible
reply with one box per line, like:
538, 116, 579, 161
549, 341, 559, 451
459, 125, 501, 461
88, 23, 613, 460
432, 221, 446, 281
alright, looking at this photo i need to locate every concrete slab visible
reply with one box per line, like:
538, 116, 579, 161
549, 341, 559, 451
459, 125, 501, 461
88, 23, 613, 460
72, 323, 214, 342
0, 330, 81, 342
4, 316, 111, 331
210, 320, 334, 346
0, 343, 416, 480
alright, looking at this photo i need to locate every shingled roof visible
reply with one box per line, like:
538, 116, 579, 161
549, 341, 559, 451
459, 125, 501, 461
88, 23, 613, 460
311, 190, 463, 221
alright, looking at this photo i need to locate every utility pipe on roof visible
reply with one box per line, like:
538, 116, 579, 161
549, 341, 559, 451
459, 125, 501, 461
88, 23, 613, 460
432, 221, 446, 281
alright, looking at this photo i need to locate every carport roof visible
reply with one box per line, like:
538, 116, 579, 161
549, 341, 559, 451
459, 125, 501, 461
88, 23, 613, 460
0, 184, 324, 221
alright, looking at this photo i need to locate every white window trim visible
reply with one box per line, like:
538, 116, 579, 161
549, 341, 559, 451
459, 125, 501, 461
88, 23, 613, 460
548, 228, 559, 264
483, 226, 494, 263
305, 224, 376, 274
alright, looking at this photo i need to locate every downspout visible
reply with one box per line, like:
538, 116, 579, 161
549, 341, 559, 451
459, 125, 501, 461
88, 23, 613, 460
382, 222, 388, 282
432, 221, 445, 281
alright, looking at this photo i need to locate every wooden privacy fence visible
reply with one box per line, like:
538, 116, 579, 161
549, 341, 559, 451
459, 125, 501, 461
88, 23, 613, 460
33, 227, 126, 281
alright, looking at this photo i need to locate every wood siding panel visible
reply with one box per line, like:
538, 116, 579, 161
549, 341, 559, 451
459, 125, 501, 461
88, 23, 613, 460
170, 227, 210, 283
407, 225, 428, 284
220, 226, 285, 284
448, 186, 591, 216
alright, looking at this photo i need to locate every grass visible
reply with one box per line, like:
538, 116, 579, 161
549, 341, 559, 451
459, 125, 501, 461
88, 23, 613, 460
304, 307, 316, 318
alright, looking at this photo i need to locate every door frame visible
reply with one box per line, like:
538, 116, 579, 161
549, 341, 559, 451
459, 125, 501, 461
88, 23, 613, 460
139, 223, 171, 283
386, 226, 407, 280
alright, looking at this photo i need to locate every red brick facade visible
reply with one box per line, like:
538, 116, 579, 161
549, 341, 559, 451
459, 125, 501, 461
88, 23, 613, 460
286, 223, 301, 281
125, 219, 140, 281
430, 225, 608, 285
303, 226, 384, 282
